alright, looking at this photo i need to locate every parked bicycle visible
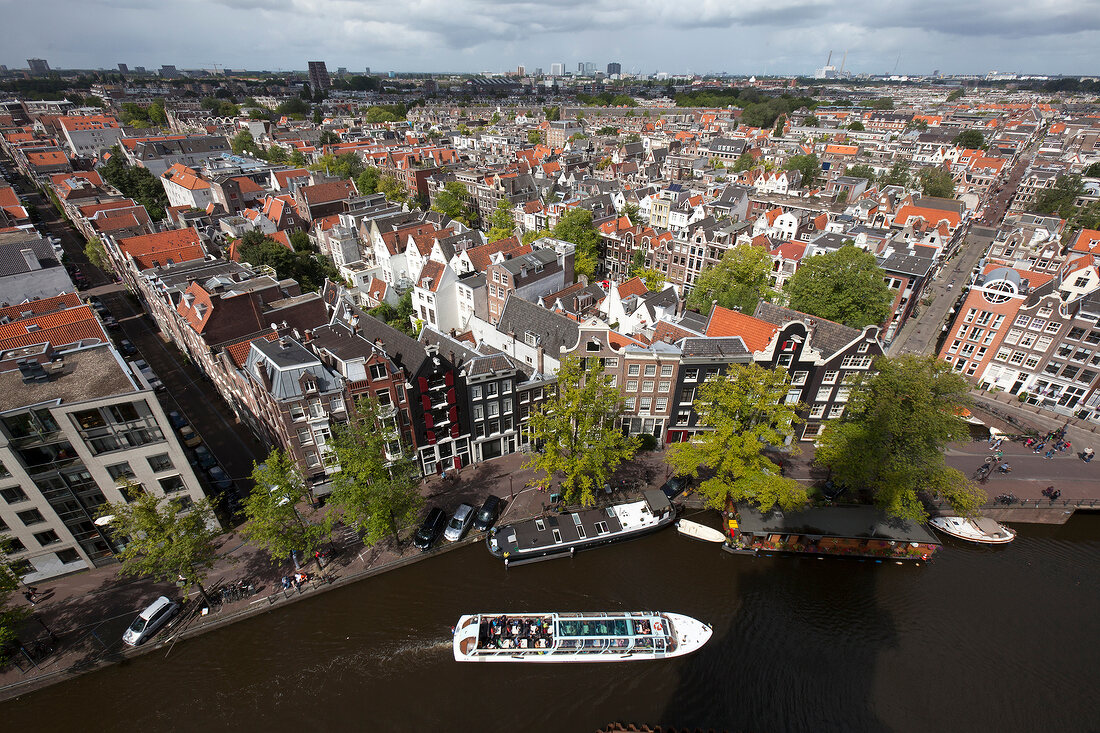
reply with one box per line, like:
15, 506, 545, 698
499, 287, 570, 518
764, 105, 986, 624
995, 493, 1018, 505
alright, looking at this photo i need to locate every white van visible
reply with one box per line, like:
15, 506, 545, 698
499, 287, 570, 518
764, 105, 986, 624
122, 596, 179, 646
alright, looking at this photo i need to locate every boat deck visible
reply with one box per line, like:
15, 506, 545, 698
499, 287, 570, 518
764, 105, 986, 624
501, 505, 625, 555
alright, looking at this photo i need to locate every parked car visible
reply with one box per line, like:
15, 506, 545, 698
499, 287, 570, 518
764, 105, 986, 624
118, 338, 137, 355
102, 316, 120, 330
122, 596, 179, 646
660, 475, 692, 501
444, 503, 475, 542
167, 410, 188, 429
192, 444, 217, 470
473, 495, 502, 531
206, 466, 232, 491
413, 508, 447, 550
178, 425, 202, 448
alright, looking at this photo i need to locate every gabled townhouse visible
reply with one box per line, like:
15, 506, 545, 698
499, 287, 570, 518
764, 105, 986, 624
485, 239, 575, 325
160, 163, 215, 210
295, 179, 358, 221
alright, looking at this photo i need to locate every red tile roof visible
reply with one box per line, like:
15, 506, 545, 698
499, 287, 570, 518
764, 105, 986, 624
0, 305, 105, 352
617, 276, 649, 299
118, 227, 205, 269
0, 293, 81, 321
705, 305, 779, 351
224, 332, 278, 367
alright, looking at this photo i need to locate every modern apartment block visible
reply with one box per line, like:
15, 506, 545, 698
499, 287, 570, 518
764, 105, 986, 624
0, 299, 209, 582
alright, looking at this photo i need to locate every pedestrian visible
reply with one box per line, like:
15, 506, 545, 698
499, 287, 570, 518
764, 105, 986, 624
1085, 447, 1095, 463
1064, 441, 1071, 453
23, 591, 37, 606
1052, 490, 1061, 500
1044, 449, 1055, 459
1034, 442, 1045, 453
994, 450, 1004, 460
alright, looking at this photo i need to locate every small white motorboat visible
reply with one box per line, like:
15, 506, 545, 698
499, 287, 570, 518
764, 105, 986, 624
676, 519, 726, 544
929, 515, 1016, 544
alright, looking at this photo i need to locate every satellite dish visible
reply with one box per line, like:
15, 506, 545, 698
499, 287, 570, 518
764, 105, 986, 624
270, 323, 279, 332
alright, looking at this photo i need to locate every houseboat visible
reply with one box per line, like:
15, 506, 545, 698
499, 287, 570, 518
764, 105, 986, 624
723, 503, 941, 563
487, 490, 674, 565
452, 611, 712, 662
929, 515, 1016, 544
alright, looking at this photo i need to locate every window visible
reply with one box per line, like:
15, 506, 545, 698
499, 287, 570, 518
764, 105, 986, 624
628, 364, 641, 376
684, 368, 699, 381
486, 383, 498, 397
290, 405, 306, 421
1085, 331, 1100, 345
1078, 370, 1097, 384
791, 371, 808, 386
474, 405, 484, 421
1062, 366, 1080, 380
835, 386, 852, 402
1024, 356, 1040, 369
106, 462, 134, 481
1, 486, 29, 504
802, 423, 823, 439
626, 380, 638, 391
503, 398, 512, 414
297, 427, 314, 445
661, 365, 673, 377
785, 389, 802, 404
487, 402, 499, 418
655, 398, 668, 411
369, 363, 387, 380
995, 348, 1011, 362
1009, 351, 1026, 365
659, 381, 671, 393
643, 364, 656, 377
17, 508, 46, 526
1019, 334, 1036, 348
1029, 318, 1045, 331
34, 530, 61, 547
147, 454, 173, 472
642, 381, 654, 392
472, 385, 482, 400
1045, 322, 1061, 335
828, 405, 845, 419
841, 355, 873, 369
809, 404, 826, 418
640, 398, 652, 411
822, 370, 839, 385
1004, 329, 1022, 345
1014, 316, 1030, 327
625, 397, 636, 410
375, 388, 392, 407
7, 537, 25, 553
159, 476, 186, 494
1036, 336, 1053, 351
815, 387, 832, 401
777, 354, 793, 367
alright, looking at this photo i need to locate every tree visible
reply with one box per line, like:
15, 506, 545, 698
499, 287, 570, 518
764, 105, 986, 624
847, 120, 865, 131
685, 243, 775, 315
84, 236, 112, 273
918, 166, 956, 199
243, 450, 332, 567
845, 164, 877, 183
946, 89, 965, 102
236, 231, 339, 292
275, 97, 310, 116
906, 118, 929, 132
99, 145, 170, 220
523, 354, 638, 506
327, 399, 423, 546
772, 115, 786, 137
785, 245, 894, 328
815, 355, 985, 521
231, 129, 262, 157
552, 208, 600, 281
98, 481, 220, 605
309, 152, 363, 180
527, 129, 544, 144
622, 202, 640, 225
785, 153, 820, 189
431, 181, 473, 225
953, 129, 985, 149
1033, 174, 1084, 219
0, 536, 28, 663
289, 230, 313, 252
870, 97, 894, 110
638, 268, 665, 291
288, 149, 307, 167
1083, 162, 1100, 178
732, 151, 756, 173
803, 115, 819, 127
879, 160, 911, 187
318, 130, 340, 146
522, 228, 552, 245
668, 364, 806, 512
486, 198, 516, 242
378, 175, 408, 205
595, 125, 619, 136
356, 167, 380, 196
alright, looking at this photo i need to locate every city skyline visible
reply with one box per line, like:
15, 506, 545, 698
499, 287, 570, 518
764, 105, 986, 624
3, 0, 1098, 76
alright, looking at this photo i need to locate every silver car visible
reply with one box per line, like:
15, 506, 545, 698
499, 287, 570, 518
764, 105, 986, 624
123, 596, 179, 646
443, 503, 475, 542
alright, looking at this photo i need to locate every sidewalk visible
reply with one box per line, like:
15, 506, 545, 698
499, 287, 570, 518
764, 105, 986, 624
0, 448, 674, 701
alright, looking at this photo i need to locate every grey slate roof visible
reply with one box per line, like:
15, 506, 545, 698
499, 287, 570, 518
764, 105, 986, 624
0, 238, 59, 277
338, 300, 430, 375
246, 337, 341, 400
679, 336, 750, 359
752, 302, 862, 359
495, 294, 580, 358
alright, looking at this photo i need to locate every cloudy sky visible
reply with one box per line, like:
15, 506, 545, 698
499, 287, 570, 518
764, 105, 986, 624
4, 0, 1098, 76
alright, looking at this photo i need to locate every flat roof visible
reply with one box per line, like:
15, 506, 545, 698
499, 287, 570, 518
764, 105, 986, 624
0, 345, 136, 412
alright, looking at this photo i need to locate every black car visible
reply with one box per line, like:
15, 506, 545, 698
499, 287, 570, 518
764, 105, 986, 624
659, 475, 692, 500
473, 495, 502, 531
413, 508, 447, 550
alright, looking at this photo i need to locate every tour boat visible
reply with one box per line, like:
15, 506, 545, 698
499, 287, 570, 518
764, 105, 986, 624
486, 489, 675, 565
676, 519, 726, 543
452, 611, 712, 662
929, 515, 1016, 545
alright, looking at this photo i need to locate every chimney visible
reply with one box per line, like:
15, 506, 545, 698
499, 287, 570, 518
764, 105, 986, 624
536, 343, 545, 374
350, 314, 360, 335
304, 329, 313, 343
21, 249, 41, 271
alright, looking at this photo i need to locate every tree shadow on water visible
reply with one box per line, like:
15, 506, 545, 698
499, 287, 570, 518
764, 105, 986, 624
656, 557, 898, 733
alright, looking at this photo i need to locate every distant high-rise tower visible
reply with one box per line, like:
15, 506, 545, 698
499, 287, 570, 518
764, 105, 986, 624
117, 63, 129, 74
27, 58, 50, 75
607, 62, 622, 76
308, 61, 331, 90
583, 62, 596, 75
550, 63, 564, 77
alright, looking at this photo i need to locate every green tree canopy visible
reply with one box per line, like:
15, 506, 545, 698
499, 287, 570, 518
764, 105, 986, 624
365, 105, 406, 124
98, 481, 220, 604
318, 130, 340, 146
785, 245, 894, 328
431, 181, 473, 225
275, 97, 310, 116
84, 236, 112, 273
1082, 162, 1100, 178
815, 355, 985, 521
870, 98, 894, 110
946, 89, 965, 102
917, 166, 956, 199
236, 230, 339, 292
486, 198, 517, 242
685, 243, 775, 316
309, 152, 364, 180
527, 129, 544, 144
231, 129, 263, 157
844, 164, 877, 183
595, 125, 619, 136
243, 450, 332, 565
99, 146, 169, 220
847, 120, 866, 131
523, 354, 639, 507
785, 153, 820, 188
732, 151, 757, 172
356, 167, 381, 196
552, 208, 600, 281
522, 228, 552, 245
1033, 174, 1084, 220
622, 202, 641, 225
953, 129, 985, 149
328, 399, 423, 546
878, 160, 911, 188
668, 364, 807, 512
378, 175, 409, 205
0, 536, 28, 662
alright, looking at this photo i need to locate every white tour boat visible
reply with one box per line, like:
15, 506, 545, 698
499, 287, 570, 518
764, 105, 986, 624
929, 515, 1016, 544
453, 611, 712, 662
676, 519, 726, 544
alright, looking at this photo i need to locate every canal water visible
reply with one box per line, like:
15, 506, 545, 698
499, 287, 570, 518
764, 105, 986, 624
4, 513, 1098, 732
